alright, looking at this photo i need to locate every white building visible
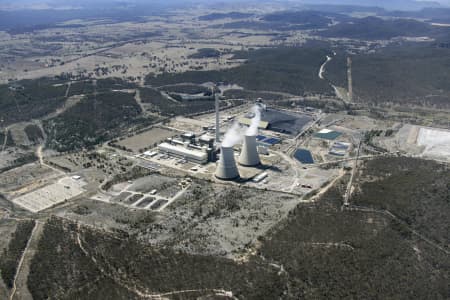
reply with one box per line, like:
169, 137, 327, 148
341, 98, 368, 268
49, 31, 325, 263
158, 142, 208, 164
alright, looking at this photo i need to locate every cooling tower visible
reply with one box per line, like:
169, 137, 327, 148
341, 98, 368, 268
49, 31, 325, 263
215, 147, 240, 180
239, 135, 261, 167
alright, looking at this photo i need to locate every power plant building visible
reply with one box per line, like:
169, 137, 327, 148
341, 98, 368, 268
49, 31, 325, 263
158, 142, 209, 164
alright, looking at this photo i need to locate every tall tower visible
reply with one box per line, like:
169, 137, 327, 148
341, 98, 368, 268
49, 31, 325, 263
347, 57, 353, 102
215, 89, 220, 146
215, 146, 240, 180
239, 135, 261, 166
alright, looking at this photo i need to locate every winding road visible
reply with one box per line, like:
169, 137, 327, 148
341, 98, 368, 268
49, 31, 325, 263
319, 55, 332, 80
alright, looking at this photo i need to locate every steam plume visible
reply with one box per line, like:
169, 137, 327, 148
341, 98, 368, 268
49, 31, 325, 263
221, 122, 243, 148
246, 105, 261, 136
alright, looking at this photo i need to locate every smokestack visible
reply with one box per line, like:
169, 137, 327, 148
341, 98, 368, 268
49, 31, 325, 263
215, 146, 240, 180
215, 89, 220, 146
239, 135, 260, 167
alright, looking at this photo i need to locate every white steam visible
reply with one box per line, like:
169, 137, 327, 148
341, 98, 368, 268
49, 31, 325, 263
246, 105, 261, 136
221, 122, 244, 148
220, 105, 261, 147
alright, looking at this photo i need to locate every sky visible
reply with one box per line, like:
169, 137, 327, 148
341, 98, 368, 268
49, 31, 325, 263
0, 0, 449, 10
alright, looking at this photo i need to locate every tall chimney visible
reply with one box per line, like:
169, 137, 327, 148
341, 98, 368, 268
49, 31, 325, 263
215, 146, 240, 180
215, 90, 220, 146
239, 135, 261, 167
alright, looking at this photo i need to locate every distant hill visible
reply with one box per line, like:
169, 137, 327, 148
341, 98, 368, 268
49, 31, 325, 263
303, 4, 386, 14
325, 44, 450, 108
199, 12, 253, 21
213, 10, 351, 31
386, 7, 450, 23
263, 11, 333, 27
146, 47, 333, 96
302, 0, 442, 11
318, 16, 436, 40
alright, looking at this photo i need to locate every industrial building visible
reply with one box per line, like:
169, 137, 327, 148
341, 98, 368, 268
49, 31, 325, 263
158, 142, 209, 164
157, 133, 215, 164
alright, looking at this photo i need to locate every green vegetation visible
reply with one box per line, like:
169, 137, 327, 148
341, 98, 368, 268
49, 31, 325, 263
217, 10, 347, 31
0, 220, 35, 288
326, 45, 450, 108
0, 77, 137, 125
0, 153, 38, 173
199, 12, 253, 21
44, 91, 143, 151
24, 157, 450, 299
28, 217, 284, 299
260, 159, 450, 299
140, 87, 219, 116
146, 47, 333, 96
353, 157, 450, 248
262, 11, 336, 28
319, 16, 438, 40
0, 78, 67, 125
28, 217, 136, 300
188, 48, 221, 59
66, 80, 95, 97
160, 84, 211, 95
223, 89, 285, 100
0, 130, 14, 148
67, 78, 136, 97
139, 87, 167, 103
24, 124, 44, 144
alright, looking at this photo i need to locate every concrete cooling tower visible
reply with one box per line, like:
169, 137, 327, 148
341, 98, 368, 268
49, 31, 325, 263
215, 146, 240, 180
239, 135, 261, 167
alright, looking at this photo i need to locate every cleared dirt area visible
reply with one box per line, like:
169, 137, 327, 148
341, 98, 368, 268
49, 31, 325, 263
379, 124, 450, 161
12, 177, 86, 213
416, 127, 450, 160
129, 174, 180, 198
139, 180, 301, 258
116, 127, 175, 152
0, 163, 56, 193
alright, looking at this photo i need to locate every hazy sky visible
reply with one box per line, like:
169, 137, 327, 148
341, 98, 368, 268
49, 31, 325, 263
1, 0, 449, 9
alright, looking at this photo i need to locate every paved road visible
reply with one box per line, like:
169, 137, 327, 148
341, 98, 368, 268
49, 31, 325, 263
319, 55, 332, 80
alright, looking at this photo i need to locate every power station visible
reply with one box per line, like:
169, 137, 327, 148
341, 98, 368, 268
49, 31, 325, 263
152, 91, 268, 181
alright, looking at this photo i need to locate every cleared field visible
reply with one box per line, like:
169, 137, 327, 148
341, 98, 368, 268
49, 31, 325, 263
0, 163, 55, 192
416, 127, 450, 160
116, 128, 175, 152
12, 177, 86, 213
130, 174, 179, 198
